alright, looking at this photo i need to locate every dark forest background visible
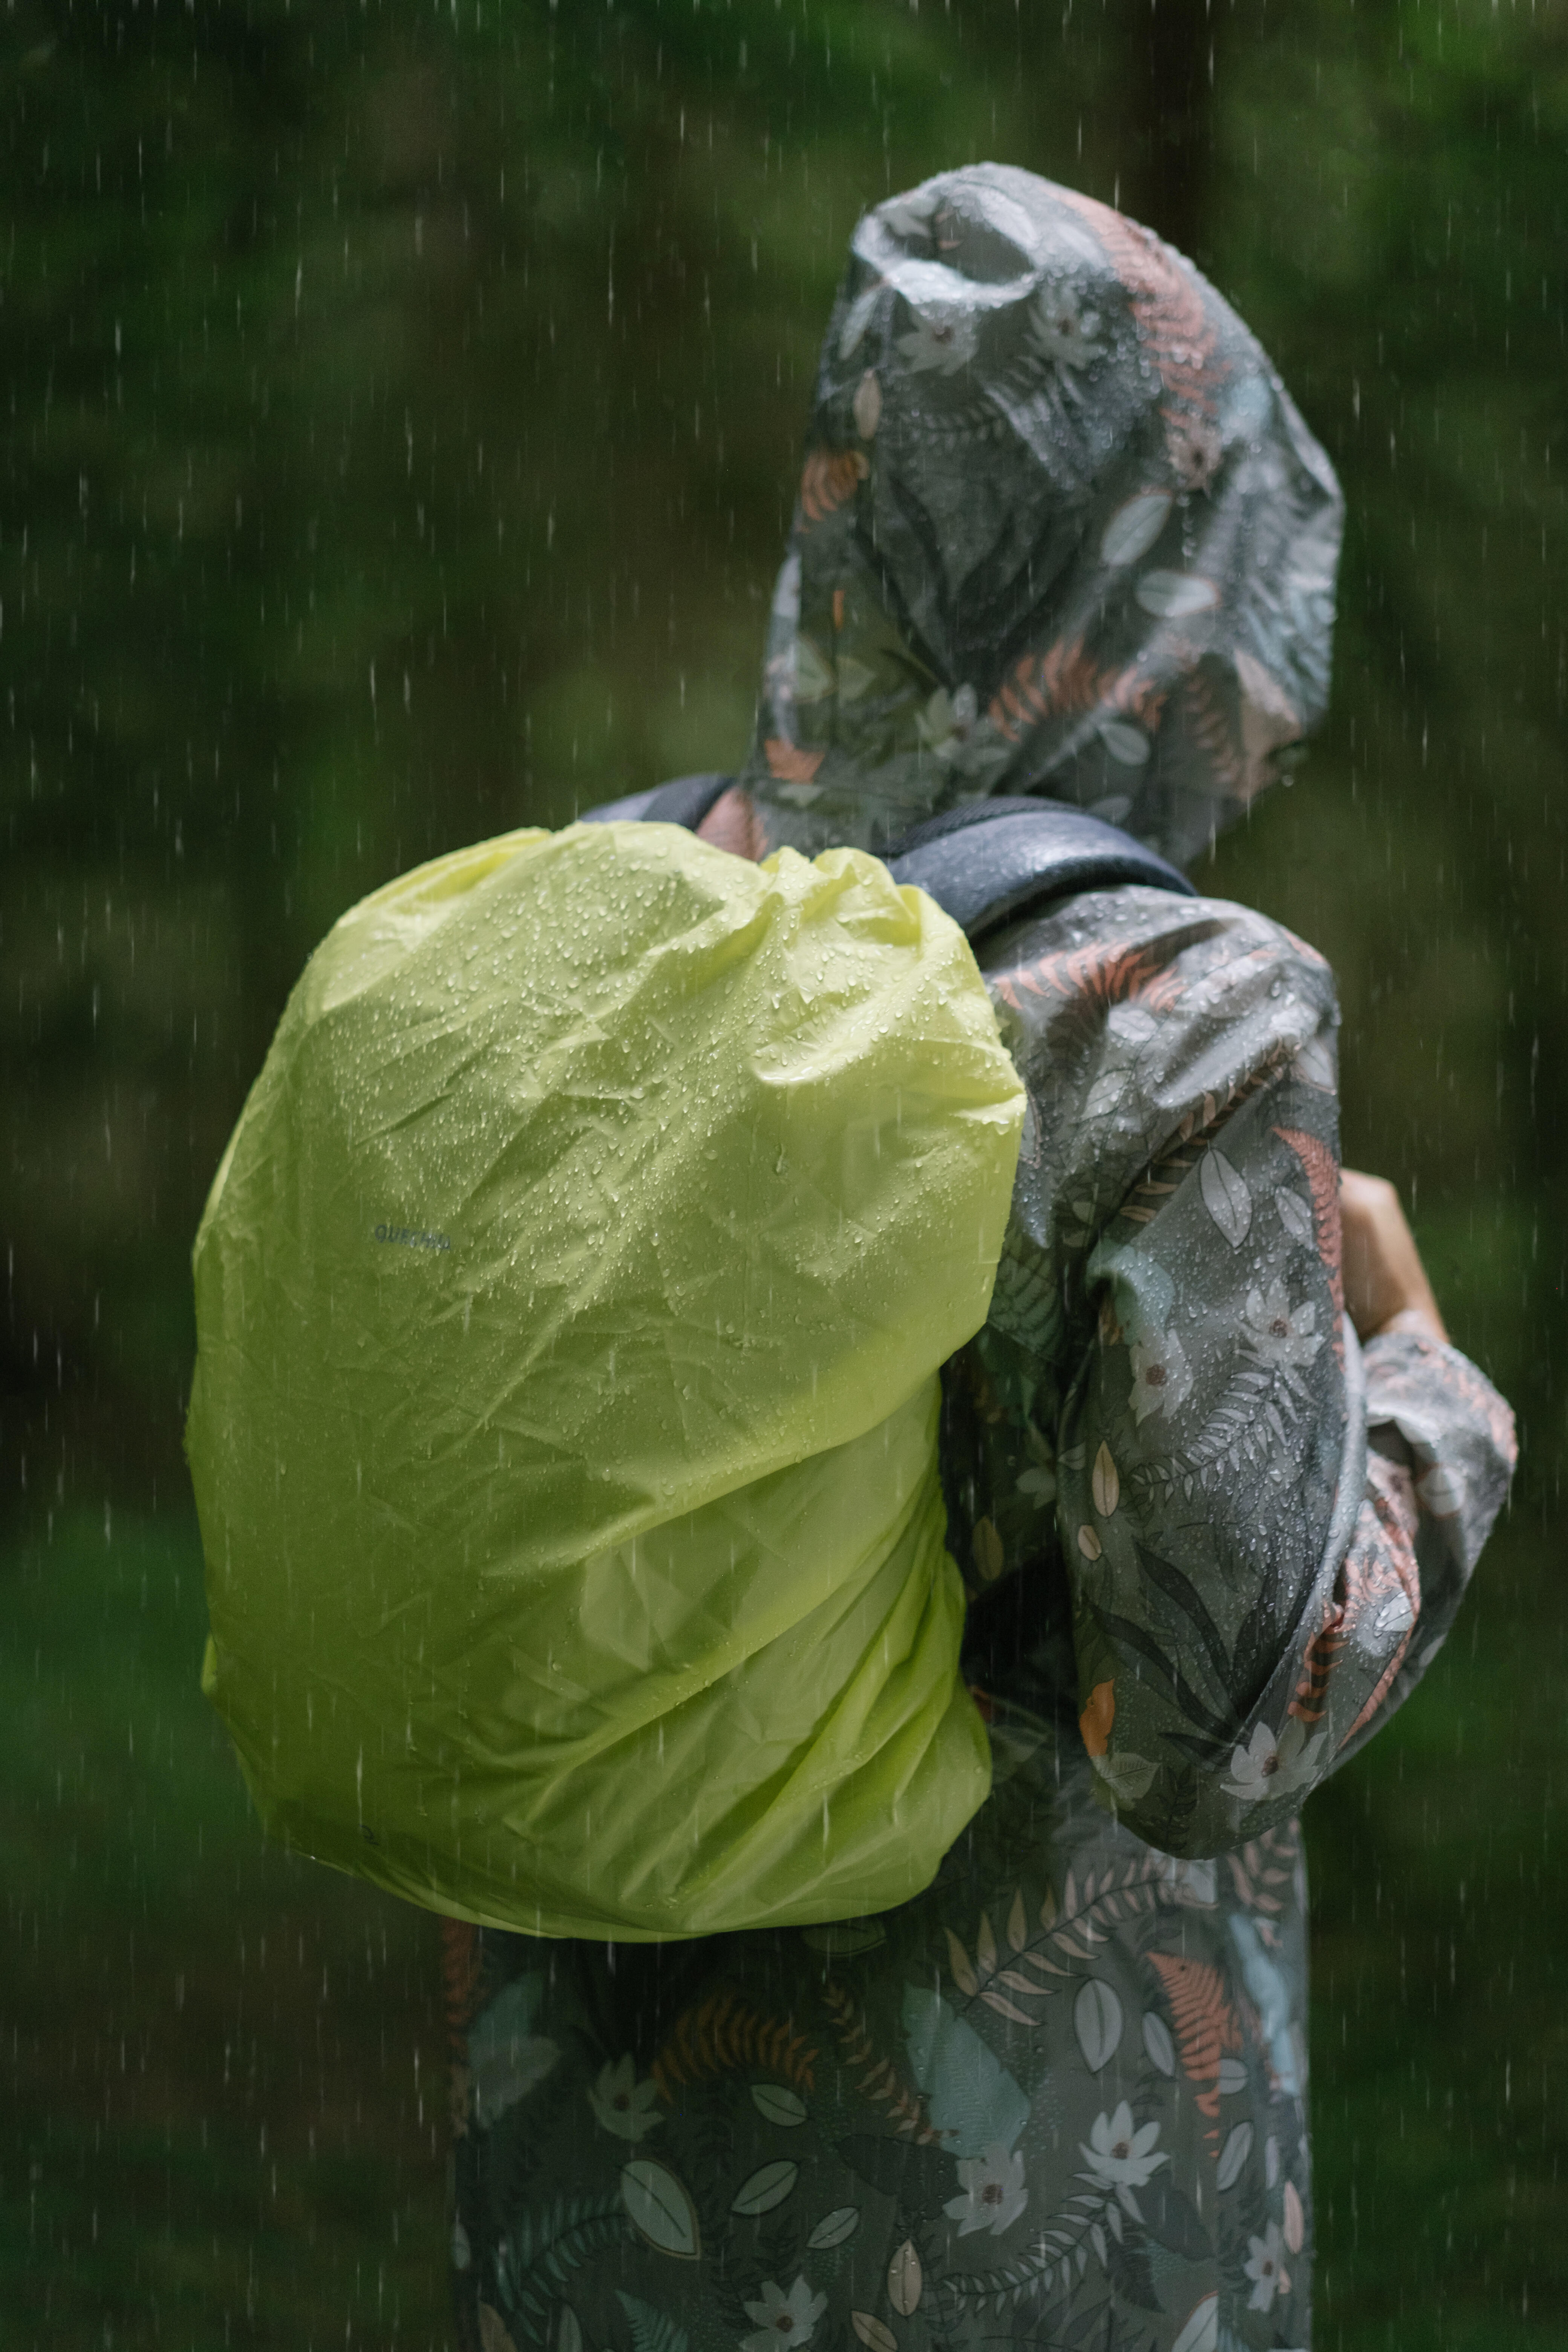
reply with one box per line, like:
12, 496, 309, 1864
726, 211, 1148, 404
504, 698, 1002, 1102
2, 0, 1565, 2343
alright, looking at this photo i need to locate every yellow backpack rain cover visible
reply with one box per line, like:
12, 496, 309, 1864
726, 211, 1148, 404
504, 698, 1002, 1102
186, 820, 1024, 1939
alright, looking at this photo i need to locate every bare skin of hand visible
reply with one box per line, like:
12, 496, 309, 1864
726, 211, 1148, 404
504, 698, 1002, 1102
1340, 1168, 1448, 1345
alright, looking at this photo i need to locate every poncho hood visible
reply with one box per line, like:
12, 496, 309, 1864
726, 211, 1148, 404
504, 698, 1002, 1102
740, 164, 1343, 866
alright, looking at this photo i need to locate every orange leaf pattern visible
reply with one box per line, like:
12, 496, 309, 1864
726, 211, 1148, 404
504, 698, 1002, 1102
1054, 185, 1228, 490
989, 634, 1171, 746
650, 1988, 817, 2102
1145, 1952, 1243, 2146
1273, 1122, 1346, 1359
799, 445, 869, 526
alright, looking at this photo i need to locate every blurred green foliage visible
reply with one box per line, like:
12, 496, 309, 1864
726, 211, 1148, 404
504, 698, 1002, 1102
4, 1510, 449, 2342
2, 0, 1565, 2342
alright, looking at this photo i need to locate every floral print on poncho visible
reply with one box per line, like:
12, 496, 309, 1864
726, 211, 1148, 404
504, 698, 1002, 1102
738, 164, 1343, 868
447, 882, 1513, 2352
446, 168, 1512, 2352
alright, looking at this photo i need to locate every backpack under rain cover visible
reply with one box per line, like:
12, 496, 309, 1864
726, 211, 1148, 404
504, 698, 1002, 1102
186, 820, 1026, 1939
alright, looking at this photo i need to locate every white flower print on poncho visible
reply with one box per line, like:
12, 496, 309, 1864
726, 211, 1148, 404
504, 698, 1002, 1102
587, 2055, 662, 2141
1029, 282, 1102, 368
1080, 2101, 1167, 2193
1129, 1327, 1193, 1424
1222, 1718, 1327, 1805
943, 2141, 1028, 2237
894, 306, 978, 376
1242, 1276, 1324, 1370
1243, 2219, 1291, 2310
740, 2276, 828, 2352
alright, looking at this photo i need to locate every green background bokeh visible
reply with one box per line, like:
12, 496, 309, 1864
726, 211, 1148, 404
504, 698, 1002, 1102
2, 2, 1563, 2341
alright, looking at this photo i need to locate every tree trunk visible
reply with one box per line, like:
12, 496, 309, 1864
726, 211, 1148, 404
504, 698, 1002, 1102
1125, 0, 1216, 263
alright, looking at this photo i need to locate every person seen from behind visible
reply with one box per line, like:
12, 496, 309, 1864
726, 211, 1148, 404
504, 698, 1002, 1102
436, 167, 1515, 2352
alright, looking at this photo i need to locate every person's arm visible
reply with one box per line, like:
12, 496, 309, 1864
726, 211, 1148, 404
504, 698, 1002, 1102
1340, 1168, 1447, 1345
980, 887, 1515, 1857
1325, 1171, 1517, 1766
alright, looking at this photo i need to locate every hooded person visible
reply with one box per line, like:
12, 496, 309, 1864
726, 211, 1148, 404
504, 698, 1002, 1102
720, 162, 1339, 868
446, 169, 1513, 2352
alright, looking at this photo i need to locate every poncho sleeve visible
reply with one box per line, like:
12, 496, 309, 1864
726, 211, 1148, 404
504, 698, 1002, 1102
971, 885, 1516, 1859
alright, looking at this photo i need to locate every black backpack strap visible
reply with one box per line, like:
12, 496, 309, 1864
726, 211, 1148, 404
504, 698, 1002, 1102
580, 779, 1192, 943
579, 773, 733, 830
885, 796, 1195, 944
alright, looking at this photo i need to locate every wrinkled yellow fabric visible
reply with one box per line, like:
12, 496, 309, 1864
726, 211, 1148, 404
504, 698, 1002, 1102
187, 821, 1024, 1938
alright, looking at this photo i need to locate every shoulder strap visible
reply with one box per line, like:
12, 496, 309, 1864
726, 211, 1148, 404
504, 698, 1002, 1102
578, 772, 733, 831
577, 779, 1195, 941
884, 797, 1195, 943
